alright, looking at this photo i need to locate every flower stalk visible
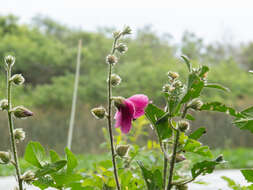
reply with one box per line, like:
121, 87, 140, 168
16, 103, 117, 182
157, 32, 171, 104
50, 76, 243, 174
6, 65, 23, 190
106, 35, 121, 190
167, 107, 188, 190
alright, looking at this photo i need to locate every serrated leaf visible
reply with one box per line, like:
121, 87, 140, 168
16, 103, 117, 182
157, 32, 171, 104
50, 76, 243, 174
186, 113, 195, 121
204, 83, 230, 92
183, 138, 212, 158
241, 106, 253, 118
33, 176, 56, 189
191, 159, 220, 178
189, 128, 206, 140
234, 118, 253, 133
49, 150, 60, 163
24, 141, 46, 168
145, 104, 172, 141
52, 172, 83, 186
65, 147, 78, 173
181, 74, 204, 103
201, 102, 242, 118
241, 170, 253, 183
35, 160, 67, 177
181, 55, 191, 72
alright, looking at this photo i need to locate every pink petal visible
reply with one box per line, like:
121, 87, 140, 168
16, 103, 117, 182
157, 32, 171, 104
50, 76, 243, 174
114, 99, 135, 134
128, 94, 149, 119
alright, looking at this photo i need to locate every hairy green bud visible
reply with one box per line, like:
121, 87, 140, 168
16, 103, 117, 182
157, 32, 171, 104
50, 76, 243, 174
187, 98, 203, 110
175, 154, 186, 163
10, 74, 25, 85
0, 99, 8, 110
4, 55, 15, 67
14, 128, 25, 143
21, 170, 36, 184
122, 26, 132, 35
91, 106, 107, 119
0, 151, 11, 164
113, 31, 121, 38
116, 43, 128, 54
178, 120, 190, 132
110, 74, 121, 87
12, 106, 33, 118
116, 145, 130, 157
112, 96, 125, 109
106, 54, 118, 65
168, 71, 179, 80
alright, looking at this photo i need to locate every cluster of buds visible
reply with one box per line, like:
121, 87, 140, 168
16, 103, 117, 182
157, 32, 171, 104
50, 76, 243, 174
187, 98, 203, 111
21, 170, 36, 184
116, 43, 128, 54
106, 54, 118, 65
178, 120, 190, 132
116, 145, 130, 157
0, 151, 11, 164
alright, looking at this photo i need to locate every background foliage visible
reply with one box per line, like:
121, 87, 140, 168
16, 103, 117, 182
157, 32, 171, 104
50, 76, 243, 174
0, 14, 253, 155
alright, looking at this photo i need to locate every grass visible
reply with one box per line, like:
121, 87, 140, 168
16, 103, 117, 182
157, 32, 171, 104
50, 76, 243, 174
0, 148, 252, 176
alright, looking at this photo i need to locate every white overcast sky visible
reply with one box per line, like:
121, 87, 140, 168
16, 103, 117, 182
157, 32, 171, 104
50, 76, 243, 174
1, 0, 253, 43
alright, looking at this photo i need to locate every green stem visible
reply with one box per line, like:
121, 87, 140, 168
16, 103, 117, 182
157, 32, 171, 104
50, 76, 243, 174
167, 107, 188, 190
106, 36, 121, 190
7, 67, 23, 190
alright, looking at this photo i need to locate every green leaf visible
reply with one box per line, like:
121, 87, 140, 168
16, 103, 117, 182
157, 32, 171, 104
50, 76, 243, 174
199, 65, 209, 77
234, 118, 253, 133
65, 147, 78, 173
191, 158, 221, 178
52, 172, 83, 186
181, 74, 204, 103
186, 113, 195, 121
204, 83, 230, 92
49, 150, 60, 163
241, 170, 253, 183
137, 161, 163, 190
181, 55, 191, 72
201, 102, 242, 118
241, 106, 253, 118
145, 104, 172, 141
33, 176, 56, 189
35, 160, 67, 177
24, 141, 46, 168
183, 138, 212, 158
189, 128, 206, 140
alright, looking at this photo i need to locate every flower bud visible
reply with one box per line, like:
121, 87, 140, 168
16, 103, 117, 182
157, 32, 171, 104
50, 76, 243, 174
173, 80, 183, 88
12, 106, 33, 119
91, 106, 107, 119
168, 71, 179, 80
175, 154, 186, 163
0, 99, 8, 110
176, 184, 188, 190
113, 31, 121, 38
21, 170, 36, 184
0, 151, 11, 164
4, 55, 15, 67
116, 43, 128, 54
10, 74, 25, 85
14, 128, 25, 143
122, 26, 132, 35
106, 54, 118, 65
187, 98, 203, 110
116, 145, 130, 157
178, 120, 190, 132
112, 96, 125, 109
215, 155, 224, 162
110, 74, 121, 87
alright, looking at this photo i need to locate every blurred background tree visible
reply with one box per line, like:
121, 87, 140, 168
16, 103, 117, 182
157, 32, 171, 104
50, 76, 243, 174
0, 14, 252, 155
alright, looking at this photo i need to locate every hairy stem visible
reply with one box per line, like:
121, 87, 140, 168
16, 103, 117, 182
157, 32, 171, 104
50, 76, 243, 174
7, 67, 23, 190
167, 107, 188, 190
106, 36, 121, 190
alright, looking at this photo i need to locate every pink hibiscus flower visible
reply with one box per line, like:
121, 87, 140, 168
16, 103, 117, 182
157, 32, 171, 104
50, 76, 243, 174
114, 94, 149, 134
